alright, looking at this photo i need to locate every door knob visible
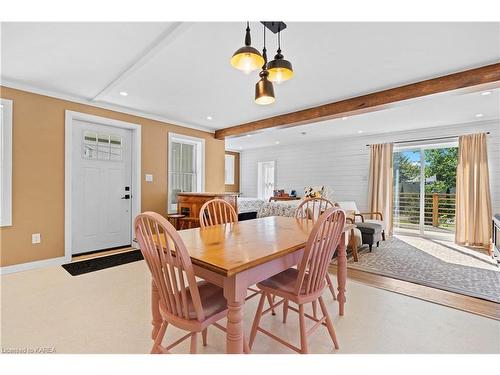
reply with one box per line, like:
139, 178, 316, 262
121, 194, 131, 200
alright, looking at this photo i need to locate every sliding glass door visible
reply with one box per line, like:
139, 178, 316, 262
393, 143, 458, 238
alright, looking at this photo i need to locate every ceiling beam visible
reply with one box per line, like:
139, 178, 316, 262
91, 22, 192, 102
214, 62, 500, 139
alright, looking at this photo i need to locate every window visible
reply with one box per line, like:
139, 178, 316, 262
168, 133, 205, 212
0, 98, 13, 227
82, 131, 123, 161
225, 154, 235, 185
257, 161, 275, 200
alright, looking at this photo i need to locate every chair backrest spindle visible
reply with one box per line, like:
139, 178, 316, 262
295, 197, 335, 223
199, 198, 238, 228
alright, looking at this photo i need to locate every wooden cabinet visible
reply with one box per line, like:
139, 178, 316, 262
177, 192, 238, 228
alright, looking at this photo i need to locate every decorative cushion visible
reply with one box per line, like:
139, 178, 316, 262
304, 185, 325, 198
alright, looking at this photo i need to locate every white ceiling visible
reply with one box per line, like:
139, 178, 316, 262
225, 88, 500, 150
1, 22, 499, 131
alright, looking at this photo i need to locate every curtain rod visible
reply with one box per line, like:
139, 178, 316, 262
365, 132, 490, 147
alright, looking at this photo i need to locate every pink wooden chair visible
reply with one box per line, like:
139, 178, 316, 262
249, 207, 345, 353
199, 198, 238, 229
135, 211, 250, 354
294, 197, 338, 315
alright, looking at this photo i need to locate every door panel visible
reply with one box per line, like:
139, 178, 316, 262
72, 120, 132, 255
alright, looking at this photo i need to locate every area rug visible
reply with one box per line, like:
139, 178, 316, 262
62, 250, 143, 276
338, 236, 500, 303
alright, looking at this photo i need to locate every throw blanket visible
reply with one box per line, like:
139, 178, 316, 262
257, 200, 303, 218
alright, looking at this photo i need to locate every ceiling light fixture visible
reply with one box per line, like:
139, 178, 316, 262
475, 113, 484, 118
230, 22, 265, 74
267, 25, 293, 84
357, 130, 363, 134
206, 116, 213, 120
231, 22, 292, 104
342, 116, 348, 120
255, 25, 275, 105
119, 91, 128, 97
481, 91, 492, 96
275, 141, 280, 144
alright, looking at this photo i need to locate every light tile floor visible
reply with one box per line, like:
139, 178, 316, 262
1, 261, 499, 354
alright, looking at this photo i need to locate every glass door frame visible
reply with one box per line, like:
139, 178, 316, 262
393, 140, 458, 237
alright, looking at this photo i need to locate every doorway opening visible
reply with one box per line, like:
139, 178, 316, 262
257, 161, 275, 200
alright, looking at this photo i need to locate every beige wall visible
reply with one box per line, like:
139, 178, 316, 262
224, 151, 240, 193
0, 86, 225, 267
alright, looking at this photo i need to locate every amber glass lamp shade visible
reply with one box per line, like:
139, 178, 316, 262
255, 71, 275, 105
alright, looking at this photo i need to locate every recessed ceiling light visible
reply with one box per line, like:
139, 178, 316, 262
342, 116, 348, 120
357, 130, 364, 134
481, 91, 492, 96
475, 113, 484, 118
206, 116, 213, 120
246, 134, 252, 137
119, 91, 128, 97
275, 141, 280, 145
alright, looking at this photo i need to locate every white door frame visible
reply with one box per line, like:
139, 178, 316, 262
65, 110, 141, 262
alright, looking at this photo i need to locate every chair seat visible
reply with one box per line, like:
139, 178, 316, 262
257, 268, 324, 301
364, 219, 385, 230
160, 280, 227, 320
356, 222, 383, 234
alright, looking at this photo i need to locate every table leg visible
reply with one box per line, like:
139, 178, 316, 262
151, 280, 162, 340
224, 276, 246, 354
350, 228, 358, 262
337, 232, 347, 316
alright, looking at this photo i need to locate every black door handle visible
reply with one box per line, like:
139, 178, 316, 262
121, 194, 131, 200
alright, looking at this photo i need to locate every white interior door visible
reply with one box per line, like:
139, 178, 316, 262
71, 120, 132, 255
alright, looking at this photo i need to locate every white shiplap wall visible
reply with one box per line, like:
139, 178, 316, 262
240, 121, 500, 213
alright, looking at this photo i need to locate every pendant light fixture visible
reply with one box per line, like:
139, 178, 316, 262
255, 25, 275, 105
267, 26, 294, 83
230, 22, 265, 74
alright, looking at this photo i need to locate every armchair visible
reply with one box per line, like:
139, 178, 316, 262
336, 201, 386, 241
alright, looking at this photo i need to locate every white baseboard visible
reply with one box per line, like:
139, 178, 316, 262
0, 256, 68, 275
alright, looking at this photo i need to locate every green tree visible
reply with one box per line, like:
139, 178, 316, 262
393, 152, 419, 183
424, 148, 458, 193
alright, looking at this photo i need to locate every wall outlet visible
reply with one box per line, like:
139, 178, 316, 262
145, 174, 153, 182
32, 233, 41, 244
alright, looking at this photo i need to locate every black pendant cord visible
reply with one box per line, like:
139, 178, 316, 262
245, 21, 251, 46
262, 25, 268, 68
277, 26, 281, 54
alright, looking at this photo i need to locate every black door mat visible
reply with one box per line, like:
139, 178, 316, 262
62, 250, 143, 276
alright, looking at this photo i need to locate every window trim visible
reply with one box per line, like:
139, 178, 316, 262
167, 132, 205, 213
0, 98, 13, 227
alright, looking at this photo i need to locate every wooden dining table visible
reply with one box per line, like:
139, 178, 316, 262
150, 216, 354, 354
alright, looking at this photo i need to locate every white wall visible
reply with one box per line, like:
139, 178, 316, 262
240, 121, 500, 213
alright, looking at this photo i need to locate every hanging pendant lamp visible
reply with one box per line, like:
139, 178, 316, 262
255, 26, 275, 105
267, 27, 293, 83
230, 22, 265, 74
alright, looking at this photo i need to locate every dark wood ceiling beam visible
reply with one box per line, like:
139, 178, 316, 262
214, 62, 500, 139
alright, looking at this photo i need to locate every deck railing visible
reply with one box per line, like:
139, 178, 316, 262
393, 192, 456, 231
